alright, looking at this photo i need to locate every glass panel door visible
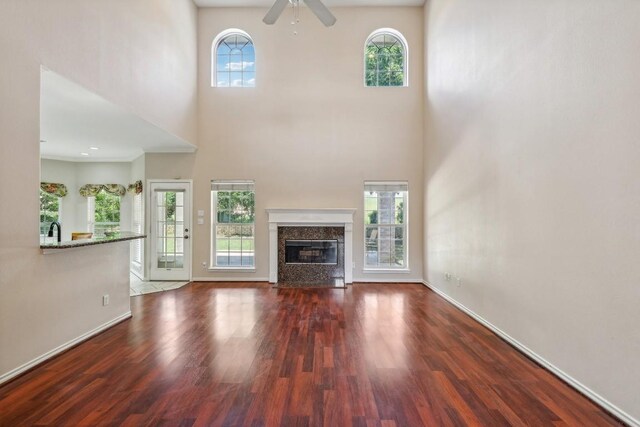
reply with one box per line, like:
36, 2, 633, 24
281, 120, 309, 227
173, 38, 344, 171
156, 190, 185, 269
150, 182, 191, 281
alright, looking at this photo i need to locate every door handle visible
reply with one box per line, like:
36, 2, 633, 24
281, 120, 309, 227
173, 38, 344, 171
184, 235, 189, 239
185, 228, 189, 232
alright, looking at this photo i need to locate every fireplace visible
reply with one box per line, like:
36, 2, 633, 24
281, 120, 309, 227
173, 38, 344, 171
267, 208, 356, 284
285, 240, 338, 265
277, 227, 343, 284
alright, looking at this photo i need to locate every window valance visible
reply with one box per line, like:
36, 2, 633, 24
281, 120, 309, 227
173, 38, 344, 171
79, 184, 126, 197
40, 182, 68, 197
127, 180, 143, 195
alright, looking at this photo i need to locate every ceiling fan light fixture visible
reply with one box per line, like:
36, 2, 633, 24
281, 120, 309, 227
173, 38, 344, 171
290, 0, 300, 34
290, 0, 300, 25
263, 0, 336, 28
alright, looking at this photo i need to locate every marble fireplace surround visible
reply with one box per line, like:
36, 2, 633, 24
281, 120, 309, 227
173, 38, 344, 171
267, 209, 356, 284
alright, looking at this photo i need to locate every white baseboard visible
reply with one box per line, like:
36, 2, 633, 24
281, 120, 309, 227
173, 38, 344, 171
191, 276, 270, 282
192, 277, 421, 284
191, 277, 422, 285
0, 311, 132, 386
421, 281, 638, 427
353, 278, 423, 283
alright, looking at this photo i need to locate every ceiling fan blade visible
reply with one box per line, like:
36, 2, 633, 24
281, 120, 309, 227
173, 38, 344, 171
263, 0, 290, 25
303, 0, 337, 27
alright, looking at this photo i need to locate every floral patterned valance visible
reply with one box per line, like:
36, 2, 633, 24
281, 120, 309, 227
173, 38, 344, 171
79, 184, 126, 197
40, 182, 68, 197
127, 180, 143, 195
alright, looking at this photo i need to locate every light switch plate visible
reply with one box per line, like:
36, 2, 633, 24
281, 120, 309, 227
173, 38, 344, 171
197, 210, 205, 217
197, 218, 204, 225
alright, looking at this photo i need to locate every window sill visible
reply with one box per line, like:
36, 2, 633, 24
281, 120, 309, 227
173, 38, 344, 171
208, 267, 256, 273
362, 268, 411, 274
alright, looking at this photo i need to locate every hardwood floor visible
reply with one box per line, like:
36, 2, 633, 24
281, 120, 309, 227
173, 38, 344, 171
0, 283, 623, 426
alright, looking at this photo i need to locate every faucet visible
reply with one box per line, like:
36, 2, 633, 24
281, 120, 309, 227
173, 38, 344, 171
48, 221, 62, 243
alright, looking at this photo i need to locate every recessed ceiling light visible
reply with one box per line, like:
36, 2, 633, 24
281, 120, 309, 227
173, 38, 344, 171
80, 152, 89, 156
89, 146, 99, 150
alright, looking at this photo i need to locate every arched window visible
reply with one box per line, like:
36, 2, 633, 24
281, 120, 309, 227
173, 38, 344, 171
212, 29, 255, 88
364, 28, 408, 87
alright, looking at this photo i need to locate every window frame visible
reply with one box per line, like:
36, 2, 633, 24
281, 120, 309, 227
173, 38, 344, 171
211, 28, 256, 88
363, 181, 409, 272
210, 180, 256, 271
363, 28, 409, 88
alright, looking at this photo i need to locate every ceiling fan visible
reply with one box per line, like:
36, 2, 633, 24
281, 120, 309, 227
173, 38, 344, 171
263, 0, 337, 27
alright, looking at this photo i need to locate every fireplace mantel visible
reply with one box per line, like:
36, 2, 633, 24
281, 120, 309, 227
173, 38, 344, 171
266, 208, 356, 284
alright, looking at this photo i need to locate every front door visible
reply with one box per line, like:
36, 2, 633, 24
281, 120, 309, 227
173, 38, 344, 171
149, 181, 191, 281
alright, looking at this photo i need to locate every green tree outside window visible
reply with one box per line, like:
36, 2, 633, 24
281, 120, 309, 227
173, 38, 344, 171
40, 190, 60, 235
365, 33, 405, 87
94, 191, 120, 236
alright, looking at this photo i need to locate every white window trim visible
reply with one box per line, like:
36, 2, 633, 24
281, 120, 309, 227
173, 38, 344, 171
87, 195, 95, 235
363, 180, 409, 271
210, 180, 256, 270
362, 268, 412, 274
211, 28, 255, 88
208, 267, 257, 272
363, 27, 409, 88
131, 192, 144, 275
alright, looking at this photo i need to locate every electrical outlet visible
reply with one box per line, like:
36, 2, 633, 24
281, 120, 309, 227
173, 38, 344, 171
202, 261, 207, 268
456, 277, 462, 287
102, 294, 110, 306
445, 272, 452, 281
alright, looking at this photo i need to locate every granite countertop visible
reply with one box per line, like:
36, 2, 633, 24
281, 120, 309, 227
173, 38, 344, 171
40, 232, 146, 250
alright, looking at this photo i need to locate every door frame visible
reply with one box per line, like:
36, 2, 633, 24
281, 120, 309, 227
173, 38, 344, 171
147, 179, 193, 281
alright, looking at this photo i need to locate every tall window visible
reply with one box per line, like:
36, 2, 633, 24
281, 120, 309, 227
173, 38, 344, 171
364, 181, 408, 269
212, 29, 255, 88
88, 191, 120, 237
211, 181, 255, 268
364, 28, 408, 87
40, 190, 61, 239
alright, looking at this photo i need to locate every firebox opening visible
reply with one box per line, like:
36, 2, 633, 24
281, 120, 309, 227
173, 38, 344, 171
285, 240, 338, 265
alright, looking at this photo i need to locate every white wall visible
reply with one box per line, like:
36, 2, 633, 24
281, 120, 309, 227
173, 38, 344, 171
130, 155, 146, 195
130, 155, 146, 278
424, 0, 640, 422
0, 0, 197, 383
146, 7, 425, 282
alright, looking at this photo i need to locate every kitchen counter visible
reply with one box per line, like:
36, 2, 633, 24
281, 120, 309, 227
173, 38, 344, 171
41, 232, 145, 253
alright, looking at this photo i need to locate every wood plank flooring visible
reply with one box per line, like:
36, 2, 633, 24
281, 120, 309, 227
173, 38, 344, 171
0, 283, 624, 426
